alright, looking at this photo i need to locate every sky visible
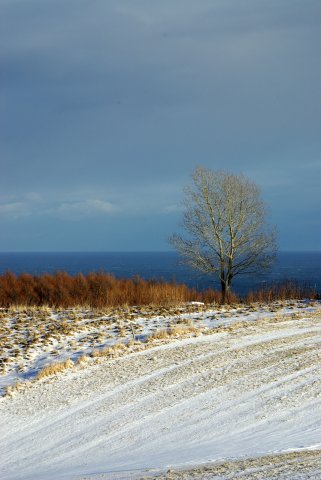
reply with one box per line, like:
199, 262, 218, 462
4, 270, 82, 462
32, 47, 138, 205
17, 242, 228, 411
1, 0, 320, 252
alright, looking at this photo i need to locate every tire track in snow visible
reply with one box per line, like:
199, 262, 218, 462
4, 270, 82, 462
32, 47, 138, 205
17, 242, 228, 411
0, 311, 321, 480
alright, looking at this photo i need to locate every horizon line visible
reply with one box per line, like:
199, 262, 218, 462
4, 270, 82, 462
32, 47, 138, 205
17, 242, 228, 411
1, 250, 321, 254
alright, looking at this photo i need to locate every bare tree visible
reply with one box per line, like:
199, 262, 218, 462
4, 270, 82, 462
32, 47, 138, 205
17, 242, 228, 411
170, 167, 277, 303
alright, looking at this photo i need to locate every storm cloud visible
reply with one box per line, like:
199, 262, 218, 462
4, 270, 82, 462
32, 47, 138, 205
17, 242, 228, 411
1, 0, 320, 250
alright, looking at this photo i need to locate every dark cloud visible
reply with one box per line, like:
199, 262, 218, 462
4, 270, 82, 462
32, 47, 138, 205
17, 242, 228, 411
1, 0, 320, 250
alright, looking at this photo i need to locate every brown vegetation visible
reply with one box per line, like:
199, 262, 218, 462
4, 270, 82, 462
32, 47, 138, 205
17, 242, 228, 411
0, 272, 317, 308
36, 359, 74, 380
149, 324, 199, 340
0, 271, 222, 307
245, 280, 319, 303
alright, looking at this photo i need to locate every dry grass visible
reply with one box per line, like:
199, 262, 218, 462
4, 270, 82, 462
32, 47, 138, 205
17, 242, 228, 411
0, 272, 317, 310
0, 302, 212, 380
76, 355, 90, 365
3, 306, 320, 397
90, 325, 201, 360
149, 450, 321, 479
1, 298, 319, 399
246, 280, 319, 303
5, 382, 25, 397
149, 324, 199, 341
5, 326, 202, 396
36, 359, 74, 380
0, 271, 223, 308
91, 341, 146, 359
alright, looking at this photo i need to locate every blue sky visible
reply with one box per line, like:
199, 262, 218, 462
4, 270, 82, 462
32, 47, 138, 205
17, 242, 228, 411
1, 0, 320, 251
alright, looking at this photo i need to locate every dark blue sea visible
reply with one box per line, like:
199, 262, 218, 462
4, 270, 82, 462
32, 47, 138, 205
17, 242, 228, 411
0, 251, 320, 296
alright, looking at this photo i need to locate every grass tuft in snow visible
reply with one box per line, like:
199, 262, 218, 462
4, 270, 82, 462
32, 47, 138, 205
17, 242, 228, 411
36, 359, 74, 380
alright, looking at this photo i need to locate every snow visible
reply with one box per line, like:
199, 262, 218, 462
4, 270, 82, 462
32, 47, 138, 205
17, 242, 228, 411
0, 302, 320, 479
0, 300, 317, 394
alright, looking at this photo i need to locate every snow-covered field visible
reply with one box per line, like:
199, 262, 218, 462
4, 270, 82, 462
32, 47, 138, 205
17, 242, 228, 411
0, 301, 317, 394
1, 301, 321, 479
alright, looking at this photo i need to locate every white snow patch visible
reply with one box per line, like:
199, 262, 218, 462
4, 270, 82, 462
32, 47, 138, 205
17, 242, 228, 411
0, 304, 321, 479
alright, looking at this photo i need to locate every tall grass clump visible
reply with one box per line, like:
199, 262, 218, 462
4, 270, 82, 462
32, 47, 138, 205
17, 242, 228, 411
0, 273, 316, 308
0, 271, 222, 308
245, 280, 319, 303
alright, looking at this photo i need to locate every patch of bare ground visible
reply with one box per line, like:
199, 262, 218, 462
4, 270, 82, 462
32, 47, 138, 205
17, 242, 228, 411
143, 450, 321, 479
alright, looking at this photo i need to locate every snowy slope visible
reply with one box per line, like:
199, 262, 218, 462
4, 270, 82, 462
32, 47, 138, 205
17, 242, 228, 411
0, 307, 321, 479
1, 301, 317, 395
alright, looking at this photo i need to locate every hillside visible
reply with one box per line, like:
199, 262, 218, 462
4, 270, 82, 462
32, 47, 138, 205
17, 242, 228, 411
0, 302, 320, 479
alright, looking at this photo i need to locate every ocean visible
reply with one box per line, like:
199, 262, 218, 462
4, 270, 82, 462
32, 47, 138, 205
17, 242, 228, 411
0, 251, 320, 296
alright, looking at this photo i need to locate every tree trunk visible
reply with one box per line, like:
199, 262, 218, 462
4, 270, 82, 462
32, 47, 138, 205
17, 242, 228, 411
221, 280, 230, 304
